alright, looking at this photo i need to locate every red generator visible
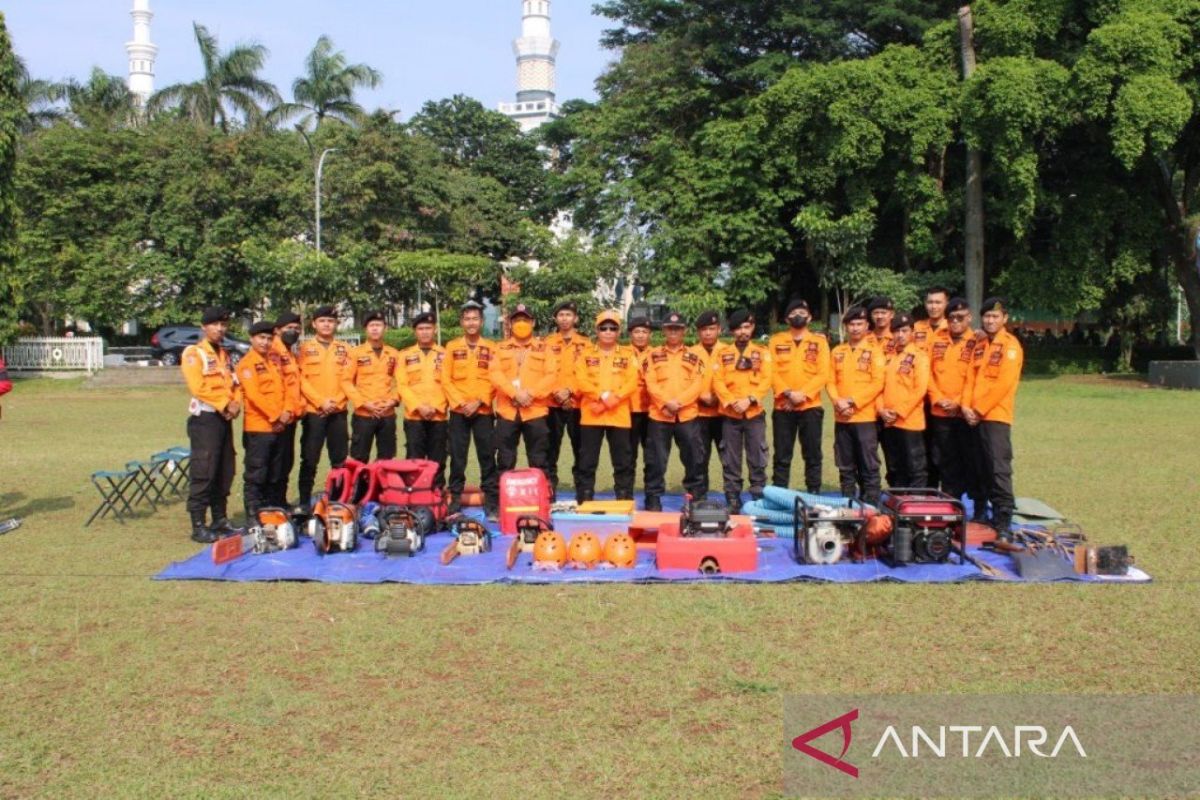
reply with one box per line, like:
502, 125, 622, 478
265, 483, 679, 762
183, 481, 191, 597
323, 458, 369, 504
655, 499, 757, 575
365, 459, 448, 528
881, 488, 966, 565
499, 469, 550, 535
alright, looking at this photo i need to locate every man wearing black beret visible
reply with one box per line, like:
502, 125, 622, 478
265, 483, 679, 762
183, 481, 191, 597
237, 320, 293, 523
397, 311, 449, 488
296, 305, 351, 508
545, 300, 587, 501
829, 305, 886, 504
689, 310, 728, 499
712, 309, 772, 512
268, 312, 303, 508
341, 310, 402, 462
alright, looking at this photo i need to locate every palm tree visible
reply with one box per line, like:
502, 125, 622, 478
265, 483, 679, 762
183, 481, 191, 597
271, 35, 381, 130
149, 22, 280, 131
15, 55, 67, 132
65, 67, 138, 129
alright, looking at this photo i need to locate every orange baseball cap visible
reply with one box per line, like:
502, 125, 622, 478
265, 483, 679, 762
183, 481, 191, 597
595, 310, 622, 328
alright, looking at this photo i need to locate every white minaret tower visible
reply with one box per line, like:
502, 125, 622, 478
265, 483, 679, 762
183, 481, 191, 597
499, 0, 561, 132
126, 0, 157, 106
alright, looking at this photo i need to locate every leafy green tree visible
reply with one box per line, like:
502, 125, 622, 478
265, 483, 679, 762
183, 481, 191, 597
149, 23, 280, 132
13, 55, 65, 133
0, 14, 23, 342
65, 67, 138, 129
271, 35, 381, 130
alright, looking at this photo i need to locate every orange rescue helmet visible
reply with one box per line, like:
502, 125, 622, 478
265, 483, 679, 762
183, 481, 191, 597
533, 530, 568, 567
603, 533, 638, 568
567, 532, 602, 568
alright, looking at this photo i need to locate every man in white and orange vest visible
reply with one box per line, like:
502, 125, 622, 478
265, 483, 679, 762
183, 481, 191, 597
180, 307, 242, 542
574, 310, 640, 503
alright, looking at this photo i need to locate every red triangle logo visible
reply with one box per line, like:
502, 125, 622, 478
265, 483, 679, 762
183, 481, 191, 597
791, 708, 859, 778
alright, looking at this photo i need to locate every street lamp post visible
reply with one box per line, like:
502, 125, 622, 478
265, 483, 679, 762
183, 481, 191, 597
315, 147, 339, 256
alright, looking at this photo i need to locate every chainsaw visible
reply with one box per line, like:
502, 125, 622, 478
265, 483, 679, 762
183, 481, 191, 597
211, 507, 299, 564
441, 518, 492, 564
508, 515, 552, 569
375, 506, 425, 557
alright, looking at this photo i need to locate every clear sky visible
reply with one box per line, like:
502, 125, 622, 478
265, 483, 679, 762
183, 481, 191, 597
4, 1, 616, 118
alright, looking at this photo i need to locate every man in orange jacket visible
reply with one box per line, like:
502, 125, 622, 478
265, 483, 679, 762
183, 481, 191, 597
927, 297, 980, 503
866, 296, 897, 359
269, 312, 303, 508
442, 300, 499, 518
690, 310, 727, 499
180, 307, 242, 542
238, 321, 293, 522
627, 316, 653, 498
489, 304, 558, 474
713, 309, 773, 512
914, 286, 951, 487
545, 300, 588, 501
297, 305, 351, 507
643, 312, 706, 510
397, 311, 448, 488
574, 310, 640, 503
770, 298, 830, 494
878, 313, 931, 488
963, 297, 1024, 538
342, 310, 401, 462
829, 306, 886, 504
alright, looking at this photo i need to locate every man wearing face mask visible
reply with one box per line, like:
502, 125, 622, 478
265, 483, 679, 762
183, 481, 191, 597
713, 309, 773, 513
269, 312, 303, 508
574, 311, 640, 503
769, 299, 830, 494
490, 304, 558, 475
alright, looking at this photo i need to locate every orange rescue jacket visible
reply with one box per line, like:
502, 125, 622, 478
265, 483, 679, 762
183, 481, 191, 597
643, 345, 705, 423
630, 345, 652, 414
269, 337, 304, 418
298, 338, 351, 414
927, 332, 979, 418
913, 318, 950, 353
690, 342, 729, 418
829, 341, 886, 424
342, 342, 401, 419
181, 339, 240, 413
964, 329, 1023, 424
575, 344, 640, 428
237, 348, 287, 433
545, 331, 589, 407
866, 330, 897, 361
441, 336, 497, 414
881, 343, 930, 431
713, 341, 773, 420
769, 330, 830, 412
396, 344, 448, 421
489, 337, 558, 422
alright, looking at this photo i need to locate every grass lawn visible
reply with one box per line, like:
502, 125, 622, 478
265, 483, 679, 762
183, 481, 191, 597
0, 373, 1197, 798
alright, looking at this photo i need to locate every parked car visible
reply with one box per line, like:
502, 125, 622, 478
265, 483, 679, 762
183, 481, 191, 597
150, 326, 250, 367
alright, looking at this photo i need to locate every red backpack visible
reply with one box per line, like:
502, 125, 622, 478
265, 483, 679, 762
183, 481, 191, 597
366, 459, 448, 524
323, 458, 369, 504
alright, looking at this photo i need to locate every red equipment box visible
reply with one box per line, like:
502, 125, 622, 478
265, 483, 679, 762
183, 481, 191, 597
655, 517, 758, 575
499, 468, 550, 535
881, 488, 966, 564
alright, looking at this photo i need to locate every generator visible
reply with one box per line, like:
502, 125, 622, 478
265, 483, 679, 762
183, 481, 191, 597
791, 497, 871, 565
881, 488, 966, 565
680, 496, 731, 538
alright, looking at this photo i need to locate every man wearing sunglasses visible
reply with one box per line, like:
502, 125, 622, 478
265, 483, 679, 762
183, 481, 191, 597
573, 311, 640, 503
927, 297, 982, 507
713, 309, 773, 513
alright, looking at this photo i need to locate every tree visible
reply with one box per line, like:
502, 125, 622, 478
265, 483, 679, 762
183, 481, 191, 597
65, 67, 138, 129
149, 23, 280, 132
13, 55, 65, 133
0, 14, 23, 342
271, 35, 381, 130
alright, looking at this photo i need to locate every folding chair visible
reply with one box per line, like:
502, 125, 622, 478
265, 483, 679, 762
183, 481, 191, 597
151, 447, 190, 497
125, 460, 166, 509
86, 469, 138, 526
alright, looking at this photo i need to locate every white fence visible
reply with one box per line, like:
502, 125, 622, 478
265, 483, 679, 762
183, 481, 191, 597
2, 337, 105, 372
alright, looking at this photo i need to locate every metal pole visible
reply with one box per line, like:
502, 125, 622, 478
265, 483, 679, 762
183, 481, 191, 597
315, 148, 338, 256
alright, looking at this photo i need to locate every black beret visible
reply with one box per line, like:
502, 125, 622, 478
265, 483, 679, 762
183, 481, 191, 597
842, 306, 869, 323
982, 296, 1009, 314
553, 300, 578, 315
890, 313, 915, 332
362, 309, 386, 326
727, 309, 754, 329
411, 311, 437, 327
274, 311, 300, 328
249, 320, 276, 337
785, 298, 810, 315
460, 300, 484, 313
628, 316, 651, 331
201, 307, 230, 325
867, 296, 895, 313
662, 312, 686, 328
508, 303, 534, 320
695, 310, 721, 329
946, 297, 970, 314
311, 305, 338, 321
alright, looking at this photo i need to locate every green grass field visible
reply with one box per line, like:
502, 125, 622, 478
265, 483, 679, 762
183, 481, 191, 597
0, 374, 1197, 798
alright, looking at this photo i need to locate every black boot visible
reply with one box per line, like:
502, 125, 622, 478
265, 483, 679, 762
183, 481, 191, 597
725, 492, 742, 514
644, 495, 662, 512
190, 519, 218, 544
994, 517, 1013, 542
447, 495, 462, 515
210, 517, 240, 535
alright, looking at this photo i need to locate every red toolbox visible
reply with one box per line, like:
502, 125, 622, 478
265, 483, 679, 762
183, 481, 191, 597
499, 468, 550, 535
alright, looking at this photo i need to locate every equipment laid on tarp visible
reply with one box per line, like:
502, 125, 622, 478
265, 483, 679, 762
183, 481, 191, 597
508, 515, 551, 569
656, 495, 758, 574
881, 489, 967, 566
375, 506, 425, 557
309, 499, 358, 554
211, 507, 299, 564
441, 518, 492, 564
499, 468, 550, 535
532, 529, 568, 570
567, 532, 603, 569
366, 459, 448, 528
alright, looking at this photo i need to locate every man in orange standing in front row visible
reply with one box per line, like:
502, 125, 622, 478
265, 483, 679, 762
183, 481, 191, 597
297, 305, 351, 508
237, 321, 292, 523
489, 304, 558, 475
878, 313, 930, 488
962, 297, 1024, 539
574, 310, 640, 503
927, 297, 980, 504
269, 312, 304, 508
180, 307, 242, 542
642, 312, 706, 511
713, 309, 773, 512
769, 298, 830, 494
442, 300, 500, 519
828, 306, 886, 505
341, 310, 401, 462
396, 311, 448, 488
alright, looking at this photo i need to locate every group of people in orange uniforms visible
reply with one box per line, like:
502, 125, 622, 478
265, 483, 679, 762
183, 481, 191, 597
180, 288, 1023, 544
